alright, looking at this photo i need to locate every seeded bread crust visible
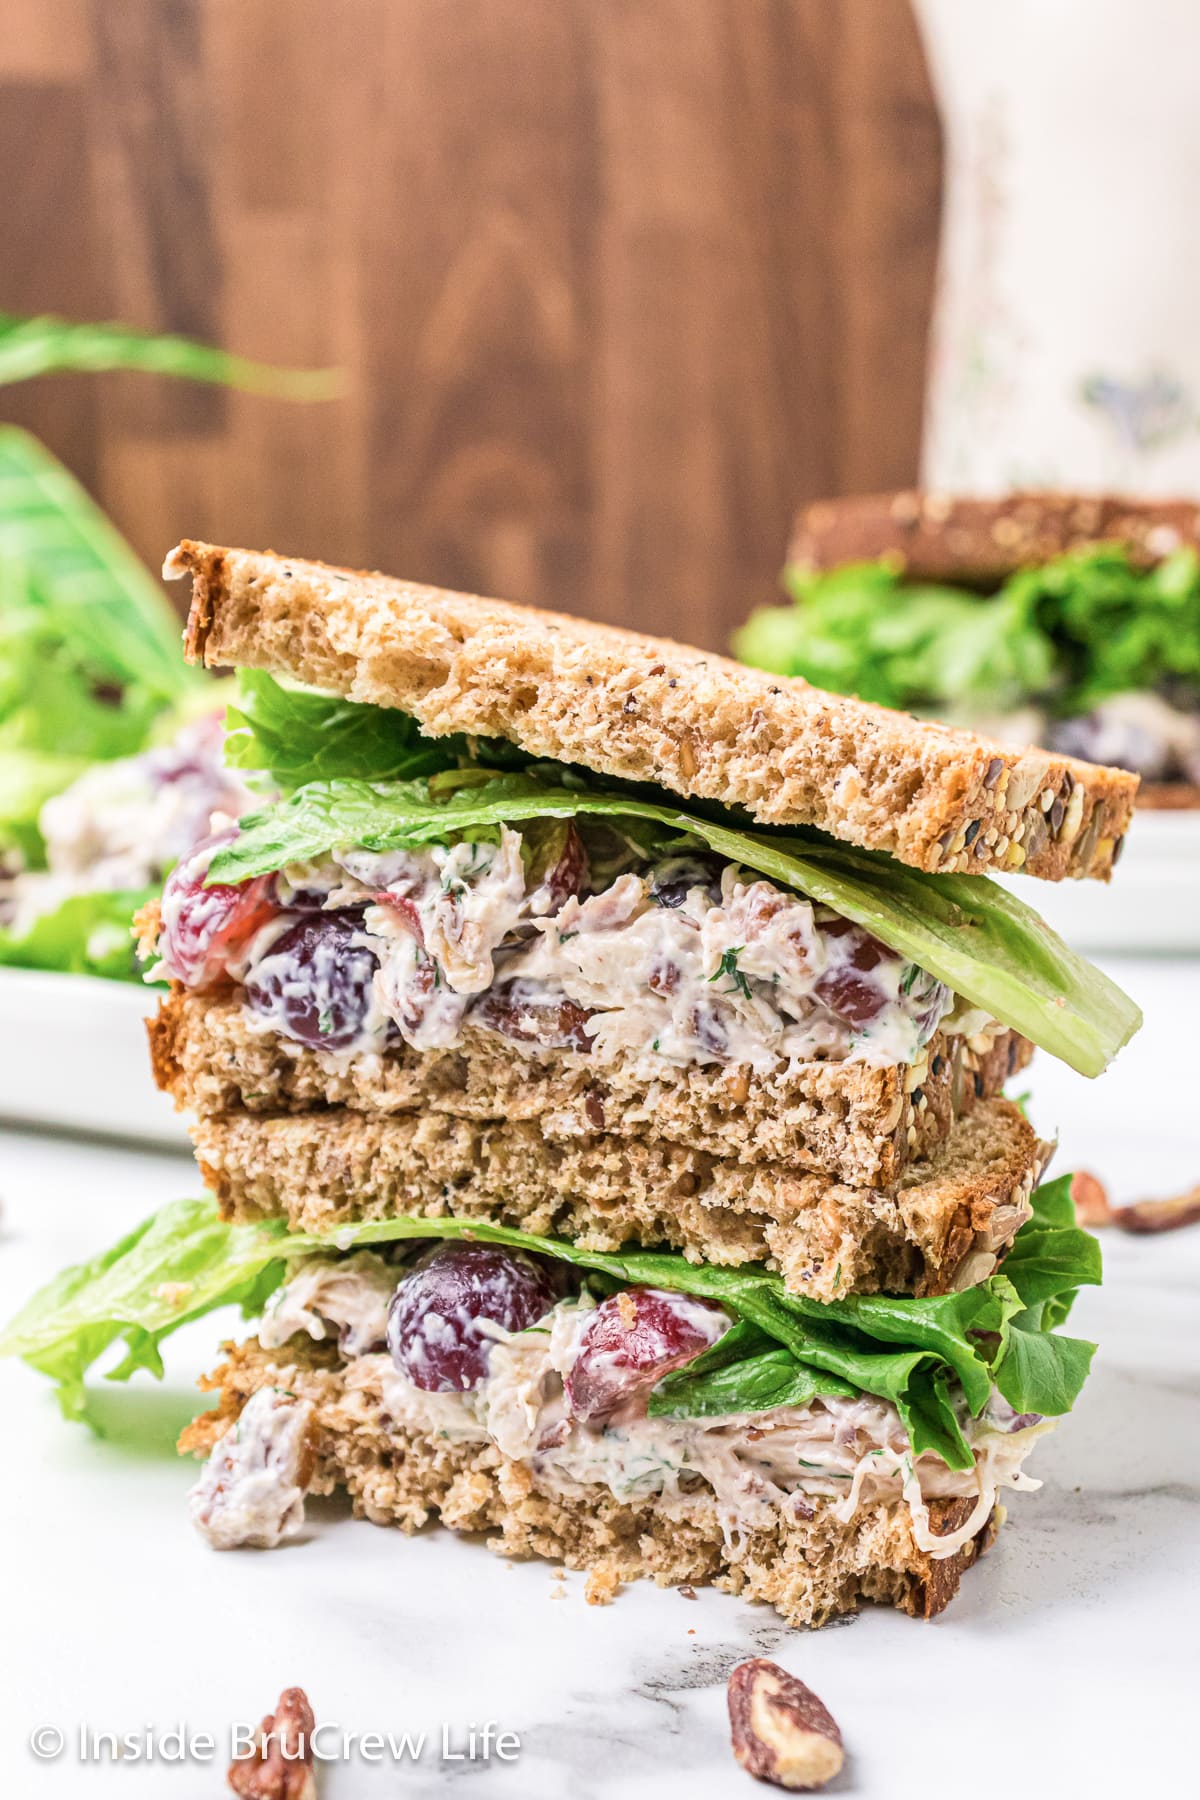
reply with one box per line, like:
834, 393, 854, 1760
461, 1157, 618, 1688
181, 1338, 999, 1629
165, 539, 1136, 880
148, 987, 1031, 1189
193, 1097, 1048, 1301
790, 489, 1200, 586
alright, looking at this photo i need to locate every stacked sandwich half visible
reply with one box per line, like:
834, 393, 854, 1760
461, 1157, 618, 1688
1, 542, 1140, 1627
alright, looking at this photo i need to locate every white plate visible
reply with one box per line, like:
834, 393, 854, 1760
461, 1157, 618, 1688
0, 967, 190, 1150
1002, 806, 1200, 953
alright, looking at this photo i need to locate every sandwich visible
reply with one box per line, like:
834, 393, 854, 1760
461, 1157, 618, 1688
0, 541, 1138, 1628
735, 489, 1200, 805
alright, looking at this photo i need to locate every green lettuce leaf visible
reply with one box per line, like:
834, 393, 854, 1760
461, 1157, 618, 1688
0, 429, 199, 710
0, 748, 89, 867
0, 313, 339, 398
0, 432, 201, 856
734, 545, 1200, 720
734, 561, 1055, 714
0, 319, 336, 864
991, 1318, 1096, 1418
0, 1184, 1099, 1465
207, 770, 1141, 1077
0, 1201, 289, 1420
224, 671, 464, 788
224, 671, 537, 792
0, 887, 156, 981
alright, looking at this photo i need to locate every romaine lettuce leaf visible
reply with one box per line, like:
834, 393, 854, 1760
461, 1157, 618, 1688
734, 545, 1200, 719
0, 312, 337, 398
0, 887, 156, 981
0, 431, 199, 711
0, 432, 205, 857
0, 1201, 289, 1420
0, 748, 89, 867
0, 1177, 1099, 1467
225, 671, 466, 788
735, 561, 1055, 714
0, 579, 166, 761
207, 769, 1141, 1077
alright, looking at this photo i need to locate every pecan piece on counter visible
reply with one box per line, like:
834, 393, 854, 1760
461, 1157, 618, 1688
727, 1659, 844, 1790
1112, 1185, 1200, 1235
228, 1686, 317, 1799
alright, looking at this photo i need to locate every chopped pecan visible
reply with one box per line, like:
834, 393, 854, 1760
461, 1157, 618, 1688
728, 1659, 844, 1790
1112, 1186, 1200, 1235
228, 1686, 317, 1799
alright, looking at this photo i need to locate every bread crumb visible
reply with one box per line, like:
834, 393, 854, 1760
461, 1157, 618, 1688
585, 1565, 622, 1607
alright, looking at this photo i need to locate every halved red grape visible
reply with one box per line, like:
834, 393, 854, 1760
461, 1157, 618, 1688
565, 1287, 730, 1423
813, 919, 893, 1026
244, 910, 380, 1051
158, 829, 277, 987
387, 1242, 559, 1391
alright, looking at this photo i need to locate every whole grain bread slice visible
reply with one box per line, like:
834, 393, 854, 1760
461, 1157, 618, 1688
790, 489, 1200, 586
193, 1097, 1047, 1301
150, 986, 1031, 1189
182, 1338, 999, 1628
165, 539, 1137, 879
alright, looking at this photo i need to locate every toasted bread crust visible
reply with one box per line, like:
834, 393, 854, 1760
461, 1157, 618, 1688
192, 1097, 1047, 1301
182, 1338, 999, 1628
790, 489, 1200, 585
149, 987, 1031, 1189
165, 539, 1136, 880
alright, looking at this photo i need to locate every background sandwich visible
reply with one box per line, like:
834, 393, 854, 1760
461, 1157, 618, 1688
736, 489, 1200, 805
0, 542, 1136, 1627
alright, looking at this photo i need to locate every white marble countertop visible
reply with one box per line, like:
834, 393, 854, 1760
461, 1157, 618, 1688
1, 958, 1197, 1797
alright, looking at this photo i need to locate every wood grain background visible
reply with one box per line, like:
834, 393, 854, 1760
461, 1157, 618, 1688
0, 0, 941, 650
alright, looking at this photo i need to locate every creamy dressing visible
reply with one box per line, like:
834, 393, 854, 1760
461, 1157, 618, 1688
259, 1264, 1048, 1560
504, 865, 947, 1071
259, 1252, 394, 1355
188, 1386, 314, 1550
234, 830, 956, 1075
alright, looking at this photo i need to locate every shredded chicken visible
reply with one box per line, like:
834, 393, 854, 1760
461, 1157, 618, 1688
266, 1267, 1049, 1560
242, 832, 956, 1074
188, 1386, 314, 1550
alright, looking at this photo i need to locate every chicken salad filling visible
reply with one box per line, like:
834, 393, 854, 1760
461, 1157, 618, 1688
0, 712, 255, 976
0, 1180, 1101, 1562
155, 817, 967, 1075
193, 1245, 1051, 1558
